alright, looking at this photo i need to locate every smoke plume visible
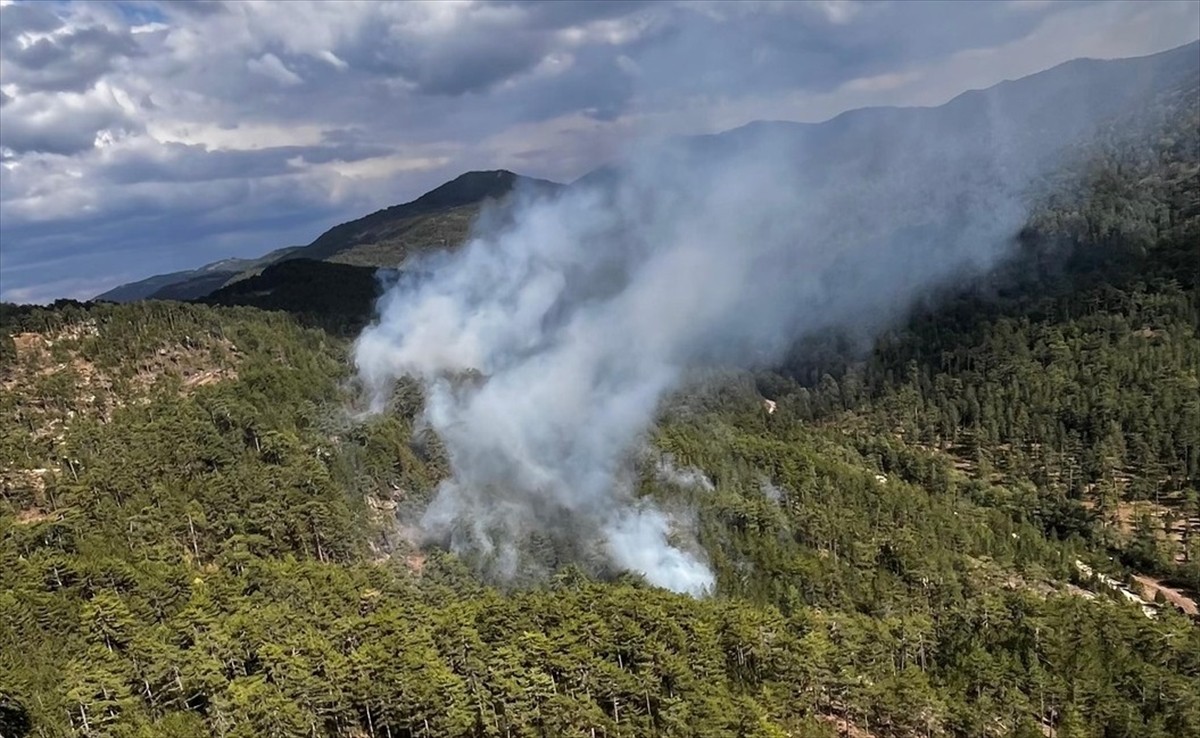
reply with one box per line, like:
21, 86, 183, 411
353, 90, 1088, 595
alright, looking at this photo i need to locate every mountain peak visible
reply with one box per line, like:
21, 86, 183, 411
394, 169, 563, 216
292, 169, 562, 264
409, 170, 531, 212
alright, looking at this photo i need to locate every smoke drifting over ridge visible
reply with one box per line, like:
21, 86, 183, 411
352, 49, 1183, 592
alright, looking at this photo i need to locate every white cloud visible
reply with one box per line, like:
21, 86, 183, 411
813, 0, 863, 25
313, 153, 452, 180
246, 52, 303, 87
318, 49, 348, 70
0, 82, 141, 155
145, 120, 328, 151
840, 70, 921, 94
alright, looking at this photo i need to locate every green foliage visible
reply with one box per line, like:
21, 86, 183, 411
202, 260, 382, 337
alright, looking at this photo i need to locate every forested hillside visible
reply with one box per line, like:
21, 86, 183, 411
3, 68, 1200, 738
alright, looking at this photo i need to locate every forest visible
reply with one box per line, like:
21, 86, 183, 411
2, 77, 1199, 738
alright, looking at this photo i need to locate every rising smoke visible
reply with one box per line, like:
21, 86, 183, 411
353, 85, 1093, 596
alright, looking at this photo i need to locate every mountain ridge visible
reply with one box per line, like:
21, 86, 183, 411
97, 170, 562, 303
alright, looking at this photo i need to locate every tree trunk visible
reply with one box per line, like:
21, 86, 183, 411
188, 514, 201, 562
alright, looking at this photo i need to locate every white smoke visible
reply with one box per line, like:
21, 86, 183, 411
760, 478, 786, 505
353, 89, 1091, 595
654, 453, 715, 493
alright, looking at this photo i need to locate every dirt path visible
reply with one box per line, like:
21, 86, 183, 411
820, 715, 877, 738
1131, 574, 1199, 616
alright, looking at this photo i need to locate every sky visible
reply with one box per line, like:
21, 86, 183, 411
0, 0, 1197, 304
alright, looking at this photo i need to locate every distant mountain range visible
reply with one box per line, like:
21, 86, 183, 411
95, 40, 1199, 305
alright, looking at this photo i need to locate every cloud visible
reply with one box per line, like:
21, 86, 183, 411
0, 3, 140, 93
0, 82, 141, 155
247, 53, 303, 87
0, 0, 1196, 303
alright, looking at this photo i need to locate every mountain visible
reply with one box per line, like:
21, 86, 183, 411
95, 246, 303, 303
282, 169, 562, 266
95, 170, 561, 303
93, 267, 213, 304
3, 43, 1199, 737
663, 40, 1199, 192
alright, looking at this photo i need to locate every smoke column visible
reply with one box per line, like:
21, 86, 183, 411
353, 93, 1080, 595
